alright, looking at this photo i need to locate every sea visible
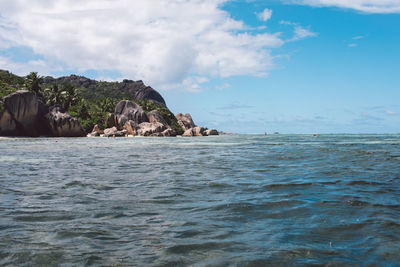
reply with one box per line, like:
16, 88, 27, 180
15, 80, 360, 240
0, 134, 399, 266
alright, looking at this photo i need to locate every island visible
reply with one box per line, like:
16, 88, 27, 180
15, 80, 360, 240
0, 70, 218, 138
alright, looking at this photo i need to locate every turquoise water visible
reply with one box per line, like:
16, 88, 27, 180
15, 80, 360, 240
0, 134, 400, 266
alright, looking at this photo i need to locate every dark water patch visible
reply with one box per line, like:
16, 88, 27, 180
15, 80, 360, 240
372, 203, 400, 209
93, 212, 127, 219
318, 180, 342, 185
62, 180, 91, 188
166, 241, 235, 254
347, 180, 387, 186
263, 182, 314, 189
206, 182, 236, 188
14, 214, 77, 222
345, 199, 372, 207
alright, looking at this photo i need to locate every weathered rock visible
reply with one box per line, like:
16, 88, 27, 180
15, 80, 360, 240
205, 129, 219, 136
147, 110, 168, 126
0, 104, 17, 136
104, 127, 117, 136
161, 128, 177, 137
182, 128, 194, 137
106, 113, 117, 128
133, 83, 166, 105
176, 113, 195, 131
114, 100, 148, 129
87, 124, 103, 137
103, 126, 127, 137
123, 120, 137, 136
192, 126, 206, 136
0, 90, 41, 136
0, 90, 83, 137
182, 126, 207, 137
150, 132, 164, 137
137, 122, 166, 136
45, 105, 86, 137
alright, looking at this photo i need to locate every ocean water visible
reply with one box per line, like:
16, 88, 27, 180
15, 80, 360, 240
0, 134, 399, 266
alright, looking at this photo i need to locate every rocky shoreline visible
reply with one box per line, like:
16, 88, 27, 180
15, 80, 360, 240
88, 101, 218, 138
0, 90, 218, 138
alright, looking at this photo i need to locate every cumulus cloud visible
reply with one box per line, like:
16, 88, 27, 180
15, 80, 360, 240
257, 8, 272, 21
0, 0, 305, 91
288, 0, 400, 13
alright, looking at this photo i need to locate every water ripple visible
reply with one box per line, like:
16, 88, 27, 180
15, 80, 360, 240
1, 134, 400, 265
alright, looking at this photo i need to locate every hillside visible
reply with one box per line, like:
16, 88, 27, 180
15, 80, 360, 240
42, 75, 166, 105
0, 70, 183, 134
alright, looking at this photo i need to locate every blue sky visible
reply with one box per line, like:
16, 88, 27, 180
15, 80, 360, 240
0, 0, 399, 133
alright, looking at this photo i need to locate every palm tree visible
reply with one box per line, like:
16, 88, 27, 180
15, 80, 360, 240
98, 98, 116, 113
61, 83, 79, 111
76, 99, 90, 120
24, 72, 43, 95
44, 84, 64, 107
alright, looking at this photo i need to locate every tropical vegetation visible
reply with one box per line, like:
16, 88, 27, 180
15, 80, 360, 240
0, 70, 183, 134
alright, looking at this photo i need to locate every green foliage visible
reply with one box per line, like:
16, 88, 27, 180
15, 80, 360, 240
0, 70, 21, 99
137, 99, 184, 135
69, 98, 118, 132
69, 100, 95, 132
0, 70, 24, 85
0, 101, 4, 117
0, 81, 17, 99
63, 83, 79, 110
43, 83, 81, 111
44, 84, 63, 107
24, 72, 43, 94
0, 69, 182, 135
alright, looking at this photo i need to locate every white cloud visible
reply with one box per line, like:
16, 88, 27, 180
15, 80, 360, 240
257, 8, 272, 21
289, 0, 400, 13
215, 83, 231, 90
385, 109, 397, 115
280, 21, 317, 41
0, 1, 315, 91
348, 43, 358, 47
293, 25, 317, 40
0, 55, 62, 75
352, 36, 364, 40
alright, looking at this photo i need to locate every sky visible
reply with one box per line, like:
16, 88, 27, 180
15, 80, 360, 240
0, 0, 399, 133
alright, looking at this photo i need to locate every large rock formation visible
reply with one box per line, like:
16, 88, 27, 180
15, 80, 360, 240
122, 119, 175, 137
132, 81, 166, 105
147, 110, 168, 126
45, 105, 86, 137
0, 100, 17, 136
0, 90, 85, 137
0, 90, 43, 136
176, 113, 196, 131
103, 126, 127, 137
176, 112, 218, 137
108, 100, 149, 129
136, 122, 166, 136
205, 129, 219, 136
104, 101, 177, 137
182, 126, 206, 137
87, 124, 104, 137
